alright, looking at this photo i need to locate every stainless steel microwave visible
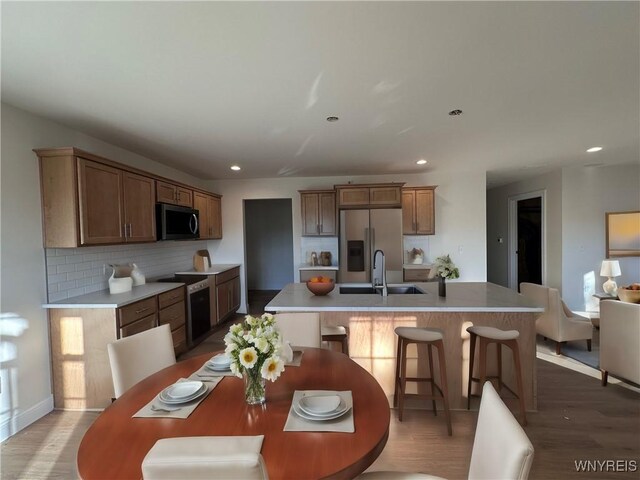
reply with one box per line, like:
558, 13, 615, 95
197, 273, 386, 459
156, 203, 199, 240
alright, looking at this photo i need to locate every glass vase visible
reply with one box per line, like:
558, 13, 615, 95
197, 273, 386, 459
243, 368, 266, 405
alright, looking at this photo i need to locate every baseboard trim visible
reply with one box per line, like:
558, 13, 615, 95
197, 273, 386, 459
0, 395, 54, 443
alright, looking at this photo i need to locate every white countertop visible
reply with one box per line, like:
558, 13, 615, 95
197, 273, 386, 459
175, 264, 241, 275
402, 263, 434, 269
299, 265, 339, 271
43, 282, 185, 309
265, 282, 544, 313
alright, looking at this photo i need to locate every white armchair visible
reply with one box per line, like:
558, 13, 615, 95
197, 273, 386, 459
600, 300, 640, 386
520, 282, 592, 355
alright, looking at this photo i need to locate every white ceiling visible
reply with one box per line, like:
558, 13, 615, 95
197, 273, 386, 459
2, 2, 639, 186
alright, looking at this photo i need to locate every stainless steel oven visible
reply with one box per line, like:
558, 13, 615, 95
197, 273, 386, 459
159, 275, 211, 347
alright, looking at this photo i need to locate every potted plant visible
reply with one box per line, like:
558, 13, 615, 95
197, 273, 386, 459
432, 254, 460, 297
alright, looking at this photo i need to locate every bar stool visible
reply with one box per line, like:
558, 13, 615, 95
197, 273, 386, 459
393, 326, 452, 435
466, 325, 527, 426
321, 325, 349, 355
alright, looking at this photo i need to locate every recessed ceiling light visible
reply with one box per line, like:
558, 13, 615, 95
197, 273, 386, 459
326, 116, 339, 122
448, 109, 463, 116
230, 165, 241, 171
586, 146, 603, 153
416, 159, 427, 165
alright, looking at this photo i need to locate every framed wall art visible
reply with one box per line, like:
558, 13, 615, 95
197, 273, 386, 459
606, 211, 640, 258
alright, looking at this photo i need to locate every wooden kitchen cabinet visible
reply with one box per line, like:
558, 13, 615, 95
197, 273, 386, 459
38, 152, 156, 246
156, 180, 193, 207
402, 186, 436, 235
194, 191, 222, 240
35, 147, 223, 247
158, 286, 187, 356
335, 183, 404, 208
215, 267, 241, 323
300, 190, 336, 236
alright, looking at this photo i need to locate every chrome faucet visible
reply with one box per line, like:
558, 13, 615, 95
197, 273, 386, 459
372, 249, 388, 297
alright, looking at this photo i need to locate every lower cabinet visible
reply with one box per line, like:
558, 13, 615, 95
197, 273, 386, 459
216, 267, 241, 323
403, 267, 432, 282
48, 287, 185, 410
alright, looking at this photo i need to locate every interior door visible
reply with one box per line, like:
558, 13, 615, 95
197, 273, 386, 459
517, 197, 542, 289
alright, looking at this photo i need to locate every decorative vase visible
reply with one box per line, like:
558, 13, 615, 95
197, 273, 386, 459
438, 276, 446, 297
243, 368, 266, 405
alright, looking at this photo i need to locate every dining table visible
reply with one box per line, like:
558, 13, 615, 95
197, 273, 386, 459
77, 348, 390, 479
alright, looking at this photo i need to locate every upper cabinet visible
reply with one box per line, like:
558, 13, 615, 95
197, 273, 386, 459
194, 191, 222, 240
402, 186, 436, 235
156, 180, 193, 207
299, 190, 336, 236
335, 183, 404, 209
35, 147, 222, 247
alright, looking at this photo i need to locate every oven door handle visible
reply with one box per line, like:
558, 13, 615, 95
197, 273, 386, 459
189, 213, 199, 235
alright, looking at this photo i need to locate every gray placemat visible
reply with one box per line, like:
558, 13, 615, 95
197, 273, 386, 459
283, 390, 354, 433
133, 377, 222, 419
189, 358, 238, 380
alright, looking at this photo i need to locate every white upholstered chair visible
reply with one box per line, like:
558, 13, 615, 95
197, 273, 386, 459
520, 282, 592, 355
358, 382, 534, 480
107, 324, 176, 398
142, 435, 268, 479
600, 300, 640, 386
273, 312, 321, 348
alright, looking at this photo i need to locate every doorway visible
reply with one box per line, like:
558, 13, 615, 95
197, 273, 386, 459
508, 191, 545, 291
243, 199, 294, 314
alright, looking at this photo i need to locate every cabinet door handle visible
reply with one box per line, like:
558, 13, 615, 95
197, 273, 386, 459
135, 306, 151, 314
129, 224, 133, 237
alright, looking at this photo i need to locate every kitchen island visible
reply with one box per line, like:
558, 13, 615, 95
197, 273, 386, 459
266, 282, 543, 410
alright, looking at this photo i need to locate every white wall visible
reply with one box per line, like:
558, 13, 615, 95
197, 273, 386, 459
561, 163, 640, 309
208, 171, 487, 313
0, 104, 207, 440
486, 171, 563, 290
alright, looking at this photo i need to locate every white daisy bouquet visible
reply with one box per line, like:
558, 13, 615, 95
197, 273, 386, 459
224, 313, 285, 403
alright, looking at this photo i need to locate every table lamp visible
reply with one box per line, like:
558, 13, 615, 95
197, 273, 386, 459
600, 260, 621, 295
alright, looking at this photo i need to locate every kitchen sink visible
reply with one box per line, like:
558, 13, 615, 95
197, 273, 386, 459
339, 285, 425, 295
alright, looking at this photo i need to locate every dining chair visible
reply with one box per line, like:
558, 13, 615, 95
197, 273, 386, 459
142, 435, 268, 479
274, 312, 321, 348
520, 282, 592, 355
107, 324, 176, 398
358, 382, 534, 480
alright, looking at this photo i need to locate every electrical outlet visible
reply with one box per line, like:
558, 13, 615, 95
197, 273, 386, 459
103, 264, 107, 275
458, 245, 463, 254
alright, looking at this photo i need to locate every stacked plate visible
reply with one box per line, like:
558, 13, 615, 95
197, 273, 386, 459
205, 353, 232, 372
293, 394, 351, 421
159, 380, 207, 405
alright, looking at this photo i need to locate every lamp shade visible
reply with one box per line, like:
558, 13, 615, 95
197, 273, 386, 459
600, 260, 621, 277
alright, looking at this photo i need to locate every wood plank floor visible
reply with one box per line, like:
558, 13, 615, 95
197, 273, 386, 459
2, 356, 638, 479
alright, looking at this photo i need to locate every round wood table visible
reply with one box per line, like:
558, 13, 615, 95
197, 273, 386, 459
77, 348, 390, 479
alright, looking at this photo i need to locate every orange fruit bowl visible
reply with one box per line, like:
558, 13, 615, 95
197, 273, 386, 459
306, 278, 335, 296
617, 286, 640, 304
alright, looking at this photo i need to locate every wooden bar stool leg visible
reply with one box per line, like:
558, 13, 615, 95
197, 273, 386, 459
478, 337, 488, 390
398, 339, 408, 421
467, 332, 476, 410
393, 335, 402, 408
496, 342, 503, 392
427, 343, 437, 416
508, 339, 527, 426
435, 340, 452, 436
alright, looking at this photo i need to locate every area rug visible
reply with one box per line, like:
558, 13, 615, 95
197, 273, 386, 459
536, 329, 600, 370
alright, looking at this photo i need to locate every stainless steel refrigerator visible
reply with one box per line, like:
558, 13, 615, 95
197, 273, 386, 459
339, 209, 403, 284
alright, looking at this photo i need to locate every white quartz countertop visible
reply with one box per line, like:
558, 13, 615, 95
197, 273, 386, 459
265, 282, 544, 313
175, 264, 241, 275
298, 265, 339, 271
43, 282, 185, 309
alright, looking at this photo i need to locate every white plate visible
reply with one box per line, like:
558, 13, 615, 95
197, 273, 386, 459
205, 363, 231, 372
159, 384, 207, 405
159, 381, 206, 404
209, 354, 231, 367
299, 394, 341, 415
297, 396, 349, 418
293, 400, 350, 421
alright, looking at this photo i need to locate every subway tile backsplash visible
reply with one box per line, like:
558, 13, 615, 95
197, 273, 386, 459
45, 241, 209, 302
